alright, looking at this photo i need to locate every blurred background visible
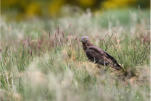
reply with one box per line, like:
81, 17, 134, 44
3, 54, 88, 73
0, 1, 150, 101
1, 0, 150, 20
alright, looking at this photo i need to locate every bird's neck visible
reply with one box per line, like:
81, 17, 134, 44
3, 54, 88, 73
82, 41, 93, 51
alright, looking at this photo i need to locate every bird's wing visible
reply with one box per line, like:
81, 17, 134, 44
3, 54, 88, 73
104, 51, 122, 70
87, 46, 122, 70
104, 51, 118, 64
88, 46, 120, 65
86, 46, 110, 65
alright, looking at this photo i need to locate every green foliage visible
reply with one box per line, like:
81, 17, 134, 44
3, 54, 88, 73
95, 9, 150, 27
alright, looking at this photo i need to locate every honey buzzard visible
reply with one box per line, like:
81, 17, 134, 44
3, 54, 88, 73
80, 36, 122, 70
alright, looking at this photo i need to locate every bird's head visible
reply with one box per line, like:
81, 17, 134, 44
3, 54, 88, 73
80, 36, 93, 50
80, 36, 89, 44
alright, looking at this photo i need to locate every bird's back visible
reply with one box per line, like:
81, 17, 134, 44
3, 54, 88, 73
86, 46, 122, 70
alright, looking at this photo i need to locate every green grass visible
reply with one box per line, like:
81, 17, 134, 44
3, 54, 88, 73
0, 9, 150, 101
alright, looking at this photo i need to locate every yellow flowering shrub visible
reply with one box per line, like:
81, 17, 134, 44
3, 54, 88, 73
78, 0, 96, 7
25, 2, 41, 17
101, 0, 136, 9
48, 0, 65, 17
0, 0, 149, 20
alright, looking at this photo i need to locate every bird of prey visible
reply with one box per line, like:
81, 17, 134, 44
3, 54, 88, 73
80, 36, 122, 70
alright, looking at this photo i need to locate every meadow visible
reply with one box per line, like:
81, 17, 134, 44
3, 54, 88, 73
0, 9, 150, 101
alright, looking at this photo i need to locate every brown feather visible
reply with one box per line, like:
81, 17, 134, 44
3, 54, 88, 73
81, 36, 122, 70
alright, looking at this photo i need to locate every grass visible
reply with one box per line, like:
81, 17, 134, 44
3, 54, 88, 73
0, 8, 150, 101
